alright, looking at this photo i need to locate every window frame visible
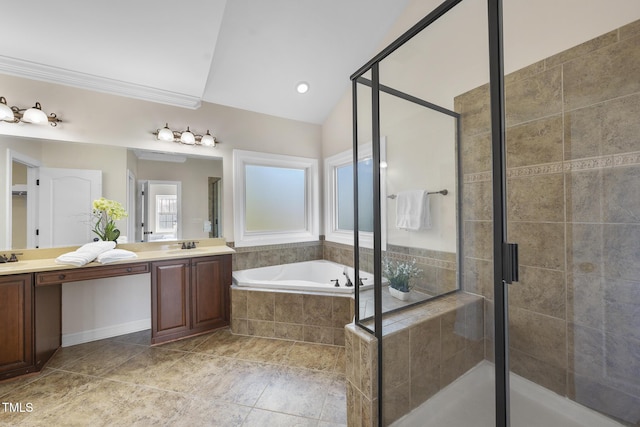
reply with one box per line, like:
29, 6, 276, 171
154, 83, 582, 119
233, 149, 319, 247
324, 139, 386, 249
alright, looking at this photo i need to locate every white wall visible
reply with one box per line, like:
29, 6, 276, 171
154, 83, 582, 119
61, 275, 151, 347
382, 99, 457, 252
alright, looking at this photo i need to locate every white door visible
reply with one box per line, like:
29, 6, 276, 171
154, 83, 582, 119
38, 168, 102, 248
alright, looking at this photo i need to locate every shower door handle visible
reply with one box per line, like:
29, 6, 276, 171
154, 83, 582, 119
503, 242, 519, 284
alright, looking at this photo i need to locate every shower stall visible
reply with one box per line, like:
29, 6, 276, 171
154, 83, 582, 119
345, 0, 640, 426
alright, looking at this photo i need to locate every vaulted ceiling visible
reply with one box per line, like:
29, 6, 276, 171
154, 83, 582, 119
3, 1, 640, 126
1, 0, 412, 124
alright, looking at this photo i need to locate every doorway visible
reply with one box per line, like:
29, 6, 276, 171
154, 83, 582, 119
138, 180, 182, 242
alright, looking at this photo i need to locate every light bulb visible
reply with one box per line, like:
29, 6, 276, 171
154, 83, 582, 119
157, 123, 175, 141
21, 102, 48, 124
180, 127, 195, 145
200, 130, 215, 147
0, 97, 14, 121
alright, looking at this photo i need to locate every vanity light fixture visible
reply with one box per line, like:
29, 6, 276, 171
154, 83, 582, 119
0, 97, 61, 126
153, 123, 217, 148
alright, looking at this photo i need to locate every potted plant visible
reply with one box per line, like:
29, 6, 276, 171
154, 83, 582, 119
92, 197, 128, 242
382, 257, 422, 301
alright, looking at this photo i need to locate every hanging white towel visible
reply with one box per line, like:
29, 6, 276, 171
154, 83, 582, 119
395, 190, 431, 231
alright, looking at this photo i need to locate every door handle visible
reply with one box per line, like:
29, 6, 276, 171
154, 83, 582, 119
503, 242, 519, 284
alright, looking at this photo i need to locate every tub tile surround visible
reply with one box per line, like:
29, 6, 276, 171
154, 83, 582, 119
229, 240, 324, 271
324, 240, 459, 298
345, 292, 484, 426
230, 238, 459, 345
231, 288, 354, 346
457, 18, 640, 425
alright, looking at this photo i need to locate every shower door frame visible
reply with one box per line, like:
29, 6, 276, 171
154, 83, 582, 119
350, 0, 513, 425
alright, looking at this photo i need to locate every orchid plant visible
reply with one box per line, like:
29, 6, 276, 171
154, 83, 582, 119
92, 197, 127, 242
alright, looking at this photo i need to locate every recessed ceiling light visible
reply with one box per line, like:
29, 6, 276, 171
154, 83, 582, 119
296, 81, 309, 94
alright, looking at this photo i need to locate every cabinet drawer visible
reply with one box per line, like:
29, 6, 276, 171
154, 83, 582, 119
35, 262, 149, 286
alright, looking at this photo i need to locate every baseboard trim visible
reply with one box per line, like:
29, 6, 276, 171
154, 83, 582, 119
62, 319, 151, 347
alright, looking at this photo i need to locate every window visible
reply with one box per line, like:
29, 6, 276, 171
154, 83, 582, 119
233, 149, 319, 247
324, 139, 386, 248
155, 195, 177, 232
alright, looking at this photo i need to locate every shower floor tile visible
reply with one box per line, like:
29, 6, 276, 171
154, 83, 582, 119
392, 361, 624, 427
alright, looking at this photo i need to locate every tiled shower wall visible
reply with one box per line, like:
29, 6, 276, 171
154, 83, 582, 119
457, 19, 640, 425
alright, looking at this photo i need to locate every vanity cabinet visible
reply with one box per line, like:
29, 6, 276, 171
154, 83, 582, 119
0, 274, 34, 380
0, 246, 234, 381
151, 254, 231, 344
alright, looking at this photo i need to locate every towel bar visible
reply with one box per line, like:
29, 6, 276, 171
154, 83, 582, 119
387, 189, 448, 199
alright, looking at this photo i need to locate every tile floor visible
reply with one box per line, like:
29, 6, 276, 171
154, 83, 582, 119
0, 329, 347, 426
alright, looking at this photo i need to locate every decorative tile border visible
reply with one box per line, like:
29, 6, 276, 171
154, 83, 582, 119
614, 151, 640, 167
464, 171, 492, 183
463, 151, 640, 182
564, 156, 613, 172
508, 162, 564, 177
386, 251, 457, 271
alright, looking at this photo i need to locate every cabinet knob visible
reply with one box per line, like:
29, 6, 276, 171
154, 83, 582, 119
127, 267, 132, 272
58, 274, 66, 280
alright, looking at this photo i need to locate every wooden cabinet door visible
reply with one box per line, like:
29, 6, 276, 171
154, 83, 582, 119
151, 259, 190, 344
190, 255, 231, 332
0, 274, 34, 379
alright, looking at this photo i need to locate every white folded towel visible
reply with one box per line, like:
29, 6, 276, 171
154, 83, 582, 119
96, 249, 138, 264
395, 190, 431, 231
55, 251, 98, 267
55, 241, 117, 267
76, 241, 116, 256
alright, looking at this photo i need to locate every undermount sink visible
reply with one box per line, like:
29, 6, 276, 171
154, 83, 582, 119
0, 262, 22, 269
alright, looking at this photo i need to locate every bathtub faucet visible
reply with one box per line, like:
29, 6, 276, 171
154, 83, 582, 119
343, 267, 353, 287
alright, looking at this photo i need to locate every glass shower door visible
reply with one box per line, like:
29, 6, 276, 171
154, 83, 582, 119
502, 2, 640, 425
352, 1, 639, 426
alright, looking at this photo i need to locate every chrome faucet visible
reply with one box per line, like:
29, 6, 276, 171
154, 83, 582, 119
343, 267, 353, 287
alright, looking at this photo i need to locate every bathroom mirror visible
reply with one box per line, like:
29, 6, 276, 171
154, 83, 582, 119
1, 135, 223, 250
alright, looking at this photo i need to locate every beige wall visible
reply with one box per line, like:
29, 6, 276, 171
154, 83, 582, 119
0, 72, 321, 249
137, 156, 223, 240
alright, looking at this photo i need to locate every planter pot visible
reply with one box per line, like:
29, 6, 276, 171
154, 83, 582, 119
389, 286, 410, 301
